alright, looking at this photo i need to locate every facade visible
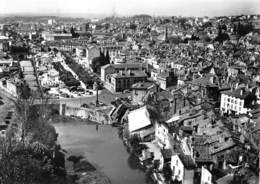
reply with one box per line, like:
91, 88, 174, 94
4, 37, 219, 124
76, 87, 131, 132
40, 68, 61, 87
201, 166, 212, 184
106, 70, 147, 92
157, 70, 177, 90
155, 122, 174, 149
171, 154, 196, 184
131, 82, 157, 105
220, 88, 255, 115
0, 79, 17, 97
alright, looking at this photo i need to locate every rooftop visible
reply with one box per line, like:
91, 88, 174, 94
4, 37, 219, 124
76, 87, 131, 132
221, 88, 251, 99
131, 82, 156, 90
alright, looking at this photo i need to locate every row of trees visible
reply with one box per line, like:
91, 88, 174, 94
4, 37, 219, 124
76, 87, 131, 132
63, 53, 97, 88
52, 62, 80, 87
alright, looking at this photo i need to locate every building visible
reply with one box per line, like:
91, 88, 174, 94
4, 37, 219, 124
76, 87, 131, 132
106, 70, 147, 92
131, 82, 157, 105
201, 166, 212, 184
101, 63, 143, 82
42, 32, 72, 41
157, 70, 178, 90
127, 106, 155, 140
171, 154, 196, 184
220, 88, 256, 115
0, 79, 17, 97
0, 35, 9, 51
155, 120, 179, 149
86, 46, 100, 64
39, 68, 60, 87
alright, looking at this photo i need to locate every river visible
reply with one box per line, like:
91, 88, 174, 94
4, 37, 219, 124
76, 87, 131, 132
54, 122, 146, 184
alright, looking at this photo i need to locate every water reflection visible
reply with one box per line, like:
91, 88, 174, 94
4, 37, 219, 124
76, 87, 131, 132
55, 123, 146, 184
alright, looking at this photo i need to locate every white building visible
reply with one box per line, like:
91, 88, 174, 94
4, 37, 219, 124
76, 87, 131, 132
220, 88, 255, 115
201, 166, 212, 184
171, 154, 196, 184
155, 117, 179, 149
0, 79, 17, 97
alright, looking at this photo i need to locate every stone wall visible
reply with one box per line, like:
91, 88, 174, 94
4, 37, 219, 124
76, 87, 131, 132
60, 103, 112, 124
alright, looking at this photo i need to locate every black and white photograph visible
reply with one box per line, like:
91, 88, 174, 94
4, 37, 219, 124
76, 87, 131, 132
0, 0, 260, 183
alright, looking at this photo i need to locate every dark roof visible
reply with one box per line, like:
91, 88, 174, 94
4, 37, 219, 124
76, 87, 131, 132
156, 90, 174, 101
189, 77, 217, 87
221, 88, 251, 99
131, 82, 156, 90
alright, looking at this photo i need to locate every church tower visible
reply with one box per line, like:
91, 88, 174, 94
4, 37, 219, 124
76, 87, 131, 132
162, 27, 168, 42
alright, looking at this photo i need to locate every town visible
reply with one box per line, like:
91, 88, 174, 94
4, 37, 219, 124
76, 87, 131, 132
0, 11, 260, 184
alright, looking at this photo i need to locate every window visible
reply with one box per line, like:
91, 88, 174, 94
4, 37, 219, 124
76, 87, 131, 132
227, 98, 230, 102
176, 160, 178, 166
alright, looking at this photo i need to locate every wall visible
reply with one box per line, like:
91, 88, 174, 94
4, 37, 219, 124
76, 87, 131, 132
0, 80, 17, 97
155, 123, 171, 149
183, 169, 194, 184
60, 104, 112, 124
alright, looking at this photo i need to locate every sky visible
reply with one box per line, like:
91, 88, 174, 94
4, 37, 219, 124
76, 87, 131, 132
1, 0, 260, 17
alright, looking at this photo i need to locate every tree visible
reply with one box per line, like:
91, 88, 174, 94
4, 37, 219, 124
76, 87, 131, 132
0, 96, 68, 184
105, 50, 110, 64
215, 28, 230, 42
70, 27, 79, 38
130, 24, 137, 30
234, 22, 254, 37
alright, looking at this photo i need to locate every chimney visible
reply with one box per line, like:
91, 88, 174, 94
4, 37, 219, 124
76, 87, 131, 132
240, 89, 243, 96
